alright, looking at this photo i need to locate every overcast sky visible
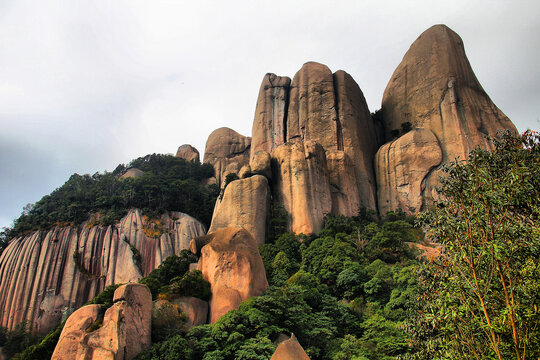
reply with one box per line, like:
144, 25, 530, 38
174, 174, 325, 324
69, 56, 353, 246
1, 0, 539, 229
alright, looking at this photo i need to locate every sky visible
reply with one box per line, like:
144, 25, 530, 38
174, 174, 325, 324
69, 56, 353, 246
1, 0, 539, 229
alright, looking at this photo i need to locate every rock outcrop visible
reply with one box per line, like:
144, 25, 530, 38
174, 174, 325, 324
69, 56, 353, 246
203, 127, 251, 187
271, 141, 332, 235
270, 333, 310, 360
379, 24, 517, 212
208, 175, 270, 246
52, 283, 152, 360
198, 226, 268, 323
251, 74, 291, 155
175, 144, 200, 163
171, 296, 208, 328
247, 62, 379, 234
0, 209, 205, 334
375, 129, 442, 214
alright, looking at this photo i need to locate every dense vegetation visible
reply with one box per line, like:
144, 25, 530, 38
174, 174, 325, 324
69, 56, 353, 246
405, 130, 540, 360
2, 154, 218, 240
135, 210, 424, 360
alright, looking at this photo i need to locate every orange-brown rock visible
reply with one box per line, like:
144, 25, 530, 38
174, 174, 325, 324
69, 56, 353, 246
249, 150, 272, 179
198, 226, 268, 323
203, 127, 251, 187
119, 168, 144, 180
287, 62, 337, 150
375, 129, 442, 214
271, 141, 331, 235
52, 284, 152, 360
0, 209, 205, 334
332, 70, 378, 212
380, 25, 517, 211
175, 144, 200, 163
270, 333, 310, 360
208, 175, 270, 246
251, 73, 291, 155
171, 296, 208, 328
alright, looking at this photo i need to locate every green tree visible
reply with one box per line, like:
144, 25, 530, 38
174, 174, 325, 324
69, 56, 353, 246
408, 131, 540, 359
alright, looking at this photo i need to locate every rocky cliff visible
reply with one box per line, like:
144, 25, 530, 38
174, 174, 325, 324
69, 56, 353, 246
376, 24, 517, 213
0, 209, 205, 334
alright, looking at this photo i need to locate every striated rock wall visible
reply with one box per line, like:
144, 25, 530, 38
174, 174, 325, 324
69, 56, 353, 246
203, 127, 251, 188
246, 62, 379, 234
379, 24, 517, 213
0, 209, 205, 334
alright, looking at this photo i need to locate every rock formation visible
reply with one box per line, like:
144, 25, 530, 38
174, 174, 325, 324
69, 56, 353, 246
175, 144, 200, 163
375, 129, 443, 214
378, 24, 517, 212
171, 296, 208, 328
270, 333, 310, 360
271, 141, 332, 235
0, 209, 205, 334
247, 62, 379, 235
203, 127, 251, 187
208, 175, 270, 246
251, 74, 291, 155
52, 283, 152, 360
198, 226, 268, 323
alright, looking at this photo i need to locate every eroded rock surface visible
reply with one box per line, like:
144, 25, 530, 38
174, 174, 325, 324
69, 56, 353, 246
375, 129, 442, 214
270, 333, 310, 360
119, 168, 144, 180
271, 141, 331, 235
209, 175, 270, 246
251, 74, 291, 155
379, 24, 517, 211
198, 227, 268, 323
203, 127, 251, 187
175, 144, 200, 163
52, 284, 152, 360
0, 209, 205, 334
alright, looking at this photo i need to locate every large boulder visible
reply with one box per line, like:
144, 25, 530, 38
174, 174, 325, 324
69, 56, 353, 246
119, 168, 144, 180
380, 24, 517, 211
198, 227, 268, 323
203, 127, 251, 187
175, 144, 200, 163
251, 73, 291, 155
208, 175, 270, 246
270, 333, 310, 360
171, 296, 208, 328
375, 128, 442, 214
271, 141, 331, 235
52, 283, 152, 360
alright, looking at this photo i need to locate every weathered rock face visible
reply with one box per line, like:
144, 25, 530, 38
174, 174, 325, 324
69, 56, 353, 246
375, 129, 443, 214
171, 296, 208, 328
251, 74, 291, 155
271, 141, 332, 235
247, 62, 379, 234
203, 127, 251, 187
0, 209, 205, 334
175, 144, 200, 163
52, 283, 152, 360
270, 333, 310, 360
379, 24, 517, 212
249, 150, 272, 179
209, 175, 270, 246
198, 226, 268, 323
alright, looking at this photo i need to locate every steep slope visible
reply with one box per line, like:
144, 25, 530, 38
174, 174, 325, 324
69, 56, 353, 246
0, 209, 205, 335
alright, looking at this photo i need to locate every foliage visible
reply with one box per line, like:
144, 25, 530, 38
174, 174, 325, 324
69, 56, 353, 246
151, 302, 187, 343
406, 131, 540, 359
86, 283, 122, 309
4, 154, 217, 239
0, 322, 39, 359
137, 211, 423, 360
169, 270, 212, 301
